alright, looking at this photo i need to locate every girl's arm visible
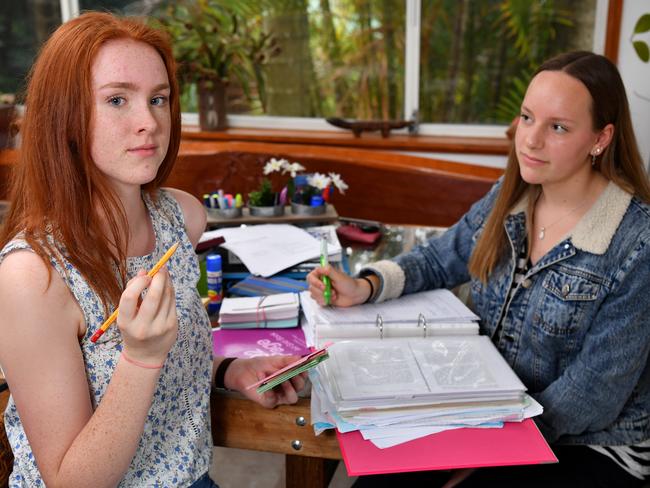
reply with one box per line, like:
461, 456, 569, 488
0, 251, 176, 488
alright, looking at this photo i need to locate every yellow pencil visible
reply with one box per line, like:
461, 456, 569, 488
90, 242, 180, 343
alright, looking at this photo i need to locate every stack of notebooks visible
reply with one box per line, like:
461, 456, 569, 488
300, 289, 543, 449
218, 293, 300, 329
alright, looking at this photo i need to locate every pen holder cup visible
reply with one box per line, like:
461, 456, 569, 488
248, 205, 285, 217
219, 207, 243, 219
291, 202, 326, 215
207, 207, 243, 219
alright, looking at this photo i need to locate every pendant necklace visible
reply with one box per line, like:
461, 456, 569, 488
537, 195, 590, 240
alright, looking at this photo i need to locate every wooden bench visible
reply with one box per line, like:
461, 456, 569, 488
168, 141, 503, 227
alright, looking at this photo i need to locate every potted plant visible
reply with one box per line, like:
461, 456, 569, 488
260, 158, 348, 215
152, 0, 279, 131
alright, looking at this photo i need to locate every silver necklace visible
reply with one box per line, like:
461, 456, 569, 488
537, 196, 589, 240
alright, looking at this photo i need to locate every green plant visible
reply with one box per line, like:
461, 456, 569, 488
248, 178, 276, 207
152, 0, 279, 102
631, 13, 650, 63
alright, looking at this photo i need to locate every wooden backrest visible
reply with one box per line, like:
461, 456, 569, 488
167, 141, 503, 227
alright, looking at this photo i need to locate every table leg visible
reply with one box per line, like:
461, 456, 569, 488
285, 455, 339, 488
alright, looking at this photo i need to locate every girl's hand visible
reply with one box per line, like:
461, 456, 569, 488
117, 267, 178, 365
306, 265, 372, 307
224, 356, 307, 408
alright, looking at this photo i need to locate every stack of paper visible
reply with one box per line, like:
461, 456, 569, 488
301, 288, 543, 448
218, 293, 300, 329
310, 336, 542, 448
199, 224, 340, 277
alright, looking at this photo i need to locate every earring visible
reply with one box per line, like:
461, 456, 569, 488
591, 147, 601, 166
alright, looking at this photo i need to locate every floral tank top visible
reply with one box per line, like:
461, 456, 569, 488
0, 190, 213, 487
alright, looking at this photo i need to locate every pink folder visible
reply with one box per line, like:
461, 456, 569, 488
212, 327, 310, 358
337, 418, 556, 476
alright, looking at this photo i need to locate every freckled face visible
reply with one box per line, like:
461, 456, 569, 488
515, 70, 601, 187
89, 38, 171, 192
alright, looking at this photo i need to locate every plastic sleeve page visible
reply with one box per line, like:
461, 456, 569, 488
325, 339, 430, 401
410, 336, 526, 397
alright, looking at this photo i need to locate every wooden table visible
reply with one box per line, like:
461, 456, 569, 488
210, 390, 342, 488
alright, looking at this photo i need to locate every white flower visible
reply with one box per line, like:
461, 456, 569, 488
307, 172, 331, 190
282, 162, 306, 177
263, 158, 288, 175
328, 172, 348, 194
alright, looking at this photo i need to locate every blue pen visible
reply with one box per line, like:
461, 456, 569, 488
320, 238, 332, 306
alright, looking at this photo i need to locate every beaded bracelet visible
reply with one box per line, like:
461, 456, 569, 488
360, 275, 375, 304
121, 350, 164, 370
214, 357, 237, 390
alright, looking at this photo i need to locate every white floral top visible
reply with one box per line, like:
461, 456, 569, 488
0, 190, 213, 487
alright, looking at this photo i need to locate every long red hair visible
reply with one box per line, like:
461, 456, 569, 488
0, 12, 181, 315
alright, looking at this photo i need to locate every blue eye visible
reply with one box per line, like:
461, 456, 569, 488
108, 96, 125, 106
151, 96, 168, 106
552, 124, 567, 133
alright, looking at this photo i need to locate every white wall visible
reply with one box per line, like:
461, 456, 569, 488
618, 3, 650, 167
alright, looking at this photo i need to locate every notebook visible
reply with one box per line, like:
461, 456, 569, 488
228, 275, 308, 297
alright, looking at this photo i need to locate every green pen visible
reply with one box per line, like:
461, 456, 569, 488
320, 238, 332, 305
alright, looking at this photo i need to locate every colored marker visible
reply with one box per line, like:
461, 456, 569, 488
320, 238, 331, 306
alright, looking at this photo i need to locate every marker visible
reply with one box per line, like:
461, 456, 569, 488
320, 238, 331, 306
90, 242, 180, 343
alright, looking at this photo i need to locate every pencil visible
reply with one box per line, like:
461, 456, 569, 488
90, 242, 180, 343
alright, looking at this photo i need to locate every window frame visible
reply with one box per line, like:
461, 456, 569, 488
63, 0, 620, 140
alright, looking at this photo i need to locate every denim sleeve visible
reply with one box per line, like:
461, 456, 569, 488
533, 237, 650, 443
392, 180, 502, 296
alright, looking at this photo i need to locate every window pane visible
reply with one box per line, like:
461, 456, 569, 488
149, 0, 406, 120
0, 0, 61, 96
78, 0, 145, 14
259, 0, 406, 120
419, 0, 597, 125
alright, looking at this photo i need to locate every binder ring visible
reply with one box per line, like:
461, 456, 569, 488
418, 313, 427, 338
376, 314, 384, 340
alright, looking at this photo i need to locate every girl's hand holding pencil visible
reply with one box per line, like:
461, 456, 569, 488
91, 243, 179, 368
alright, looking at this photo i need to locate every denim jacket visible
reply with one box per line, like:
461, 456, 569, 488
362, 180, 650, 446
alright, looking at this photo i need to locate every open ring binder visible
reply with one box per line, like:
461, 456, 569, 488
374, 313, 429, 339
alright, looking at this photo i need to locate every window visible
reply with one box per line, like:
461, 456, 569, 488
418, 0, 598, 125
0, 1, 61, 97
4, 0, 609, 136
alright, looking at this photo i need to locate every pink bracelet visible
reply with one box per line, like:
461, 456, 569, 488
121, 350, 164, 370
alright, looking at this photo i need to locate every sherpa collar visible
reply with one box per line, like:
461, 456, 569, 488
508, 181, 631, 255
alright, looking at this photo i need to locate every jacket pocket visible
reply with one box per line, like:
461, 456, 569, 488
535, 267, 602, 336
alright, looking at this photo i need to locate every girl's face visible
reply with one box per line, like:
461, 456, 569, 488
89, 38, 171, 193
515, 70, 611, 188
